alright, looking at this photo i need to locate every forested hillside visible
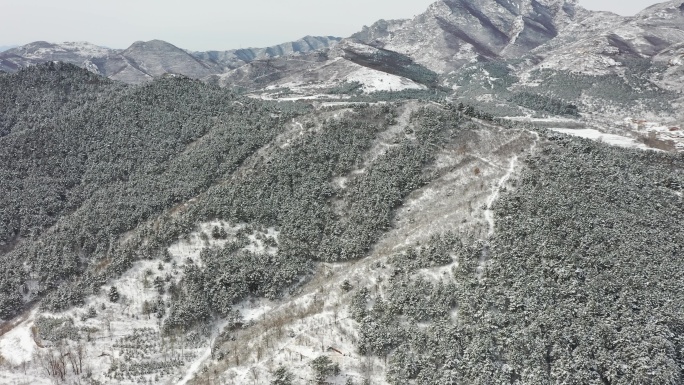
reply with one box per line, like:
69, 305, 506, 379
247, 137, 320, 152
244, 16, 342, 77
351, 135, 684, 384
1, 58, 683, 385
0, 63, 307, 318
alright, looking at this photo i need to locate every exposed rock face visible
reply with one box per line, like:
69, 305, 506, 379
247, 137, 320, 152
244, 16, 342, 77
653, 42, 684, 92
215, 0, 684, 95
524, 0, 684, 76
350, 0, 579, 73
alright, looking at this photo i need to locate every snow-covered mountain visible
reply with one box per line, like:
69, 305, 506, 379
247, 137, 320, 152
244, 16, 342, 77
214, 0, 585, 90
1, 1, 681, 139
350, 0, 579, 73
108, 40, 217, 83
0, 41, 113, 73
337, 0, 684, 82
212, 0, 683, 96
522, 0, 684, 76
2, 1, 682, 93
193, 35, 341, 71
0, 37, 341, 83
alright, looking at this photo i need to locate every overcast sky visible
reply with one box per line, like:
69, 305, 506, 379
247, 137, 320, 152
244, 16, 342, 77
0, 0, 662, 51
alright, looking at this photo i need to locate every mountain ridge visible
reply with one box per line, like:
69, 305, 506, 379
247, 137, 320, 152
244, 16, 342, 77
1, 1, 684, 384
1, 58, 683, 385
0, 36, 342, 83
2, 1, 682, 92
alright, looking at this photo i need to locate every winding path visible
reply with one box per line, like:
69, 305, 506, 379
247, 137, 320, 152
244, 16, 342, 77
483, 155, 519, 236
483, 129, 540, 237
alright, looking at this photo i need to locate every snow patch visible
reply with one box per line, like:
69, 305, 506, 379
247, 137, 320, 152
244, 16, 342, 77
508, 16, 526, 46
59, 41, 111, 57
345, 67, 425, 93
549, 128, 651, 150
176, 320, 229, 385
0, 308, 38, 365
176, 347, 212, 385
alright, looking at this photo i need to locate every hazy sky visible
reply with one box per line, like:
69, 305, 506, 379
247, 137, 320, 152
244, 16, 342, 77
0, 0, 662, 51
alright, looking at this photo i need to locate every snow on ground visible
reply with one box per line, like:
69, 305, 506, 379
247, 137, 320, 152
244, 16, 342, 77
626, 119, 684, 151
59, 41, 111, 57
0, 309, 52, 385
0, 257, 177, 385
168, 221, 279, 264
0, 220, 280, 385
0, 309, 38, 365
254, 93, 346, 102
0, 368, 52, 385
332, 176, 349, 189
204, 124, 537, 382
503, 116, 585, 128
483, 155, 519, 237
176, 319, 230, 385
346, 66, 425, 93
82, 59, 101, 74
418, 255, 459, 282
253, 67, 424, 100
534, 51, 621, 76
320, 101, 387, 108
176, 347, 211, 385
480, 129, 539, 240
199, 267, 390, 385
549, 128, 651, 150
0, 117, 543, 385
362, 103, 414, 166
507, 116, 682, 152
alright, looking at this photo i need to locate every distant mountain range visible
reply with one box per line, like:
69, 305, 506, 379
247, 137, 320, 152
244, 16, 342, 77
2, 1, 683, 94
1, 0, 681, 148
0, 36, 341, 83
226, 0, 684, 91
1, 0, 683, 126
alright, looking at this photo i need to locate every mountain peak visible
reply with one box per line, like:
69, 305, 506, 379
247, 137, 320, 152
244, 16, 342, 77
125, 39, 182, 51
350, 0, 579, 73
636, 0, 684, 18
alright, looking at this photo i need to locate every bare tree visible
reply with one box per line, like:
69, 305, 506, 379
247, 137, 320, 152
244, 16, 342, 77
67, 342, 86, 375
38, 347, 68, 381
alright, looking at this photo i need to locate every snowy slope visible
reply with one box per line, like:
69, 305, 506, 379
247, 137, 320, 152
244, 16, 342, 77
523, 0, 684, 75
0, 221, 281, 385
192, 36, 341, 71
350, 0, 579, 73
0, 102, 539, 385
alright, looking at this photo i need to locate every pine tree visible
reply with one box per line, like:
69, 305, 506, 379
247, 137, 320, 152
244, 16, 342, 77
153, 276, 165, 294
341, 280, 353, 292
271, 366, 293, 385
311, 356, 340, 384
109, 286, 120, 303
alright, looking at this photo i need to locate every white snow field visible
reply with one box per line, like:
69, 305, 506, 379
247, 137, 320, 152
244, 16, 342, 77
345, 66, 426, 93
549, 128, 651, 150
